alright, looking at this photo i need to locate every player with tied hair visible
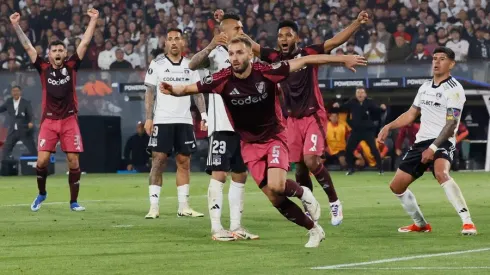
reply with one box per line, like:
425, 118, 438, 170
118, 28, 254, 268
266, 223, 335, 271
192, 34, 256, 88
378, 47, 477, 235
10, 9, 100, 212
188, 12, 258, 241
143, 28, 204, 219
160, 37, 367, 247
236, 11, 370, 226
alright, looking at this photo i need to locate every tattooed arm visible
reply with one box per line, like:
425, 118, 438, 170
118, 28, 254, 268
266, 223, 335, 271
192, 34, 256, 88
144, 85, 156, 136
432, 108, 460, 147
193, 93, 208, 130
10, 13, 37, 63
188, 32, 227, 70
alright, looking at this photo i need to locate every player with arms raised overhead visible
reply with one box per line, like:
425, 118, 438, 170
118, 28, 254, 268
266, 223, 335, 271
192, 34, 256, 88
161, 37, 367, 247
188, 13, 257, 241
143, 28, 204, 219
378, 47, 477, 235
10, 9, 99, 212
241, 12, 369, 226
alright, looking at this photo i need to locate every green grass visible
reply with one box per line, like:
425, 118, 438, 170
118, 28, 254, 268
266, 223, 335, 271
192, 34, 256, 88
0, 172, 489, 275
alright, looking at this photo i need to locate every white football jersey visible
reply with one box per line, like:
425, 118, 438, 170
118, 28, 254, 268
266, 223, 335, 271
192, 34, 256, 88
200, 45, 235, 136
413, 77, 465, 145
144, 55, 200, 125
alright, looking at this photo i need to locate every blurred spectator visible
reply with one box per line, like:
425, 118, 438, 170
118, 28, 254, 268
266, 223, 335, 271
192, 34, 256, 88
124, 121, 150, 172
353, 141, 389, 169
110, 48, 133, 70
437, 27, 450, 45
98, 40, 116, 70
363, 31, 386, 63
446, 28, 469, 61
394, 122, 420, 157
452, 122, 470, 171
407, 41, 431, 62
82, 74, 113, 97
324, 111, 349, 169
468, 28, 490, 60
393, 23, 412, 43
124, 43, 142, 69
388, 36, 412, 62
424, 33, 439, 54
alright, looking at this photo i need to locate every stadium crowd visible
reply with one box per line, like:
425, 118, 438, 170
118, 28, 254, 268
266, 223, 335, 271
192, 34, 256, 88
0, 0, 489, 72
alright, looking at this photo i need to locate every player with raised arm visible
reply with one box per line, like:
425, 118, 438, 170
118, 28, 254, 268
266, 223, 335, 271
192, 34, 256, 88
161, 37, 367, 247
188, 13, 257, 241
10, 10, 99, 212
143, 28, 204, 219
377, 47, 477, 235
239, 11, 369, 226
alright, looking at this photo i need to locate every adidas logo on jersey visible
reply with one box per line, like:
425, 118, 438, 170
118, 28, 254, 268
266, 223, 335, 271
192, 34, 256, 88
165, 69, 170, 72
230, 88, 240, 95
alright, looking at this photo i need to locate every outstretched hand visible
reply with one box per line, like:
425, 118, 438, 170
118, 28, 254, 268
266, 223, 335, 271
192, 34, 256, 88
377, 125, 390, 144
10, 12, 20, 25
344, 55, 368, 72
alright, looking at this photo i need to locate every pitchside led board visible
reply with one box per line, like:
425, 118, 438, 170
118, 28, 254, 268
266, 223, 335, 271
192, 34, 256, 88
118, 77, 486, 93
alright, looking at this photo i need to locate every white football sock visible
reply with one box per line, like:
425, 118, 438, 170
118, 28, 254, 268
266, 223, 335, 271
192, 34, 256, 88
396, 189, 427, 227
208, 179, 224, 231
441, 178, 473, 224
229, 180, 245, 231
177, 184, 190, 212
149, 185, 161, 206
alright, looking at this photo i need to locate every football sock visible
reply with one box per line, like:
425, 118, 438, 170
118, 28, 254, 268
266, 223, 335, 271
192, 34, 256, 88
312, 164, 338, 202
275, 198, 314, 230
229, 180, 245, 231
36, 166, 48, 196
68, 168, 81, 203
295, 169, 313, 192
177, 184, 190, 212
441, 178, 473, 224
149, 185, 161, 206
283, 179, 304, 198
208, 179, 224, 231
395, 189, 427, 227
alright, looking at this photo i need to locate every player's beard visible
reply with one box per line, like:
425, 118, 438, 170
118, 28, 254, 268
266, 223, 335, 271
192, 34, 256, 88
232, 62, 249, 74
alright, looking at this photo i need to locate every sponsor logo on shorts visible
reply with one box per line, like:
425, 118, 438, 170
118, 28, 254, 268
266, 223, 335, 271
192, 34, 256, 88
212, 155, 221, 166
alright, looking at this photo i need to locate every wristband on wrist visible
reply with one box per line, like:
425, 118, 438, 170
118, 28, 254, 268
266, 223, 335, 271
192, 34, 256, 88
429, 144, 438, 152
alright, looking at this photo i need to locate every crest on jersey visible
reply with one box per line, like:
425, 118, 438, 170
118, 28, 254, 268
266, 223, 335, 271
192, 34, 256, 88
436, 92, 442, 99
202, 74, 213, 85
271, 62, 282, 69
61, 68, 68, 76
184, 69, 190, 74
256, 82, 265, 94
147, 68, 153, 74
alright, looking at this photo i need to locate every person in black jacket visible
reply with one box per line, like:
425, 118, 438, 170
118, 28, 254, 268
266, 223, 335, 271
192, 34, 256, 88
124, 121, 150, 172
0, 86, 37, 160
333, 86, 386, 175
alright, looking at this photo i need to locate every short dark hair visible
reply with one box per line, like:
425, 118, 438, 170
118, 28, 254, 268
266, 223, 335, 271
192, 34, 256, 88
222, 13, 240, 21
11, 85, 22, 91
48, 40, 66, 49
278, 20, 299, 33
356, 86, 366, 91
229, 37, 252, 49
433, 47, 456, 60
167, 28, 183, 35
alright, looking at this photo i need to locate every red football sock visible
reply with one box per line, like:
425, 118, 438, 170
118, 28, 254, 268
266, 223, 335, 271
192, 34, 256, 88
312, 164, 338, 202
68, 168, 81, 203
283, 179, 304, 198
295, 169, 313, 192
36, 166, 48, 195
275, 198, 314, 230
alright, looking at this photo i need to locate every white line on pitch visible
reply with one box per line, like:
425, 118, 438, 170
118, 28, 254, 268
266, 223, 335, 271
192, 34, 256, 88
112, 224, 134, 228
331, 267, 490, 270
311, 247, 490, 270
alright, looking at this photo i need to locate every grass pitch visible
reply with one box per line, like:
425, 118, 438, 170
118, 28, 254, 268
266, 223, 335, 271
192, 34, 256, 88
0, 172, 489, 274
